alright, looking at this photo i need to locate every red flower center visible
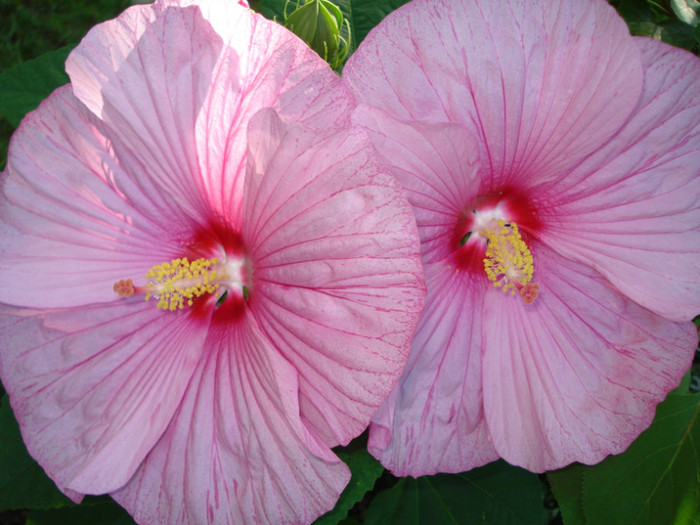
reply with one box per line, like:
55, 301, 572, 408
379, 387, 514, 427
449, 188, 541, 304
113, 221, 252, 322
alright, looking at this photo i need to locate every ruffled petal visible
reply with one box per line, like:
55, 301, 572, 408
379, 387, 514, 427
65, 2, 230, 220
243, 123, 425, 447
343, 0, 643, 187
537, 39, 700, 321
482, 245, 696, 472
66, 0, 354, 222
352, 105, 481, 263
0, 86, 183, 308
0, 301, 209, 494
111, 319, 349, 525
369, 262, 497, 476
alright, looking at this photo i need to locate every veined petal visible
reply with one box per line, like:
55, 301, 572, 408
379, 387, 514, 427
369, 262, 497, 476
482, 246, 695, 472
66, 0, 354, 223
0, 86, 183, 309
352, 105, 481, 263
538, 39, 700, 321
243, 124, 425, 447
189, 0, 355, 221
112, 319, 349, 525
0, 301, 209, 494
343, 0, 643, 187
66, 3, 229, 220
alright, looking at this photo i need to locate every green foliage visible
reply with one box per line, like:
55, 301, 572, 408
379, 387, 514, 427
362, 461, 547, 525
0, 45, 72, 128
0, 397, 72, 510
0, 0, 131, 69
314, 444, 385, 524
548, 464, 586, 525
610, 0, 699, 51
26, 500, 136, 525
549, 392, 700, 525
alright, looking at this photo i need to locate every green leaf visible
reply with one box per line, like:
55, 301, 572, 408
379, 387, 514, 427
26, 499, 136, 525
256, 0, 411, 58
363, 460, 546, 525
676, 369, 693, 395
338, 0, 411, 49
314, 440, 384, 525
0, 45, 72, 128
0, 396, 72, 510
612, 0, 699, 50
547, 463, 586, 525
582, 393, 700, 525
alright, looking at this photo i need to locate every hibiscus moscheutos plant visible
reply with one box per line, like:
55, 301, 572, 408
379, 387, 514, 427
343, 0, 700, 475
0, 0, 425, 523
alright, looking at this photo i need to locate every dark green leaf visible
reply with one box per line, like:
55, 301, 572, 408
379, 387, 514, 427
676, 369, 693, 395
364, 460, 545, 525
547, 463, 586, 525
612, 0, 699, 51
658, 19, 698, 50
314, 442, 384, 525
26, 499, 135, 525
0, 396, 72, 510
338, 0, 411, 48
0, 45, 72, 127
582, 393, 700, 525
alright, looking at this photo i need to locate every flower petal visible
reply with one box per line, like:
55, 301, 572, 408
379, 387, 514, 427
482, 245, 696, 472
0, 87, 183, 308
352, 105, 481, 263
0, 301, 209, 494
369, 263, 497, 476
537, 39, 700, 321
111, 320, 349, 524
66, 2, 230, 220
343, 0, 643, 186
243, 124, 425, 447
66, 0, 354, 222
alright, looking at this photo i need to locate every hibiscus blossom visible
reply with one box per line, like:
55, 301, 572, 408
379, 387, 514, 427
0, 1, 424, 523
343, 0, 700, 474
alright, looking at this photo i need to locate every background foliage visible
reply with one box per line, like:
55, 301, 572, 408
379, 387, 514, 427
0, 0, 699, 524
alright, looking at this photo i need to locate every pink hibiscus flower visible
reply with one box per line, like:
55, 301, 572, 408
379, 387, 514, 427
0, 1, 424, 523
343, 0, 700, 474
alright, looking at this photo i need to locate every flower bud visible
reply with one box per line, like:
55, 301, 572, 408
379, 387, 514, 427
671, 0, 700, 26
284, 0, 350, 68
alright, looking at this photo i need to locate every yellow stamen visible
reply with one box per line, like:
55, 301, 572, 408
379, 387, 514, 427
482, 220, 537, 303
144, 257, 228, 311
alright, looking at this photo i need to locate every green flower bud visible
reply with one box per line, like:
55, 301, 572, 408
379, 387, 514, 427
284, 0, 350, 68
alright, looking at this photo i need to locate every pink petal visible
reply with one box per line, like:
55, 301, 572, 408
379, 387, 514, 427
537, 39, 700, 321
245, 108, 289, 181
0, 301, 209, 494
369, 263, 497, 476
243, 123, 425, 447
66, 3, 233, 220
66, 0, 354, 221
482, 245, 696, 472
352, 105, 481, 264
0, 87, 183, 308
343, 0, 643, 186
112, 320, 349, 524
